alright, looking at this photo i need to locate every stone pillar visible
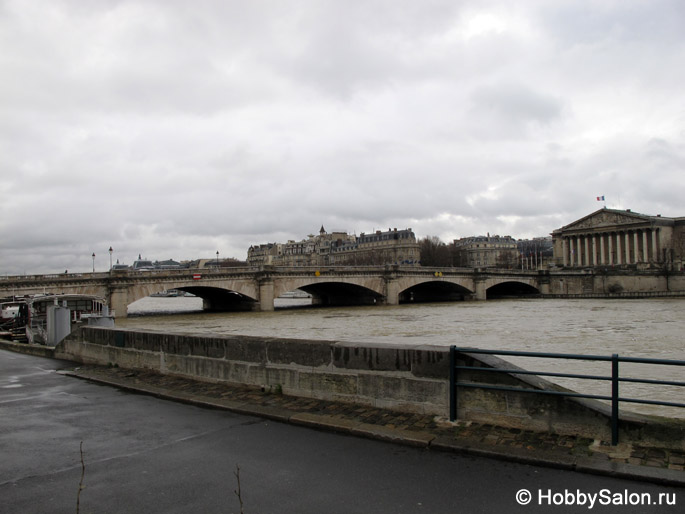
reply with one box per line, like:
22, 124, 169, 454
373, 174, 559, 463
474, 277, 487, 300
578, 235, 584, 266
384, 276, 400, 305
569, 238, 575, 267
625, 232, 631, 264
642, 230, 649, 262
258, 279, 275, 311
584, 235, 590, 267
592, 235, 598, 266
562, 238, 568, 267
616, 232, 622, 265
538, 273, 550, 295
608, 234, 613, 266
108, 286, 129, 318
633, 232, 639, 263
652, 229, 658, 263
599, 234, 606, 265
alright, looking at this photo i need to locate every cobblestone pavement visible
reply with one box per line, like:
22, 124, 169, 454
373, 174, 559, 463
62, 364, 685, 486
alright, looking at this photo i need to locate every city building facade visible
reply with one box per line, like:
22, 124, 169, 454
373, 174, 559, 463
552, 208, 685, 269
247, 226, 420, 267
452, 234, 518, 268
517, 237, 554, 269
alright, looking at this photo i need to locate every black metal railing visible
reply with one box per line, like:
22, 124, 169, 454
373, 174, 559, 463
449, 346, 685, 445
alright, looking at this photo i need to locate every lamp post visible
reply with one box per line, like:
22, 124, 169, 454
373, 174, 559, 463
216, 250, 219, 268
92, 252, 96, 273
109, 247, 113, 270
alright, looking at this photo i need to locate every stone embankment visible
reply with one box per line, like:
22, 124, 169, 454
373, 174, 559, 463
48, 327, 685, 452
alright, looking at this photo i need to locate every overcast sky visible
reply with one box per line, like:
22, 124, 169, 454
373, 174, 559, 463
2, 0, 684, 274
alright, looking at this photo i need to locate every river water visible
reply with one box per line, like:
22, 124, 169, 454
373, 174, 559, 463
120, 297, 685, 418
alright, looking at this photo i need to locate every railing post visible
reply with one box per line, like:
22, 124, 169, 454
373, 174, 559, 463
611, 353, 619, 445
449, 345, 456, 421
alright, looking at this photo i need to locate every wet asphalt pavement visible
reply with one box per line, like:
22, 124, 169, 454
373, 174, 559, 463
1, 350, 682, 513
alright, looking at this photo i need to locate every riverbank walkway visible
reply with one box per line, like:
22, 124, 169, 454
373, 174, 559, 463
1, 340, 684, 487
63, 366, 685, 487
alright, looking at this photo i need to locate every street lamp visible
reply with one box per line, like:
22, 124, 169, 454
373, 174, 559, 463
92, 252, 96, 273
109, 247, 113, 270
216, 250, 219, 268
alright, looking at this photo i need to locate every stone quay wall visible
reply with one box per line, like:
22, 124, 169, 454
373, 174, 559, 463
56, 327, 685, 449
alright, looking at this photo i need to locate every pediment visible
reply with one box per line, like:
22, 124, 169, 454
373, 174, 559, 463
563, 209, 650, 231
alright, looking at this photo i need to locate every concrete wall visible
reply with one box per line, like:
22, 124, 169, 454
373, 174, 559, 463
56, 327, 449, 415
55, 327, 685, 449
547, 270, 685, 295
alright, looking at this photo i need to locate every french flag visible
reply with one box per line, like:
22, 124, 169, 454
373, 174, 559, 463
596, 195, 605, 201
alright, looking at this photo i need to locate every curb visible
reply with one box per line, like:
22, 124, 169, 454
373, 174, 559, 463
60, 369, 685, 488
0, 340, 55, 358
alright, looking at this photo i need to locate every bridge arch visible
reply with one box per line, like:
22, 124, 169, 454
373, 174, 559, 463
274, 278, 385, 307
484, 280, 540, 299
113, 278, 260, 316
181, 286, 257, 312
398, 279, 474, 303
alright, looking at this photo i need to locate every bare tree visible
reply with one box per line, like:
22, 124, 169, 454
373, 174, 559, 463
496, 250, 517, 269
419, 236, 452, 267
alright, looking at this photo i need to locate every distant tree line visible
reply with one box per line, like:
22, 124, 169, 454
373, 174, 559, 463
418, 236, 462, 267
218, 257, 248, 267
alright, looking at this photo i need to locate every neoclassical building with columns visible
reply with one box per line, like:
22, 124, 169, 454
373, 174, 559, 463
552, 208, 685, 270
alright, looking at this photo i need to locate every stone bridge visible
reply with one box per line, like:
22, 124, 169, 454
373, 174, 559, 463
0, 266, 549, 317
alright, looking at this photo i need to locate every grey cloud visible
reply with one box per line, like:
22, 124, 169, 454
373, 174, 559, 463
468, 83, 563, 138
1, 0, 684, 274
541, 0, 685, 46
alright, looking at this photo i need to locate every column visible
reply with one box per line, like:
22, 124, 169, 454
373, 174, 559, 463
652, 229, 659, 263
615, 232, 622, 265
624, 232, 631, 264
584, 235, 590, 267
562, 238, 568, 267
592, 235, 598, 266
633, 232, 639, 263
607, 233, 613, 266
569, 237, 575, 267
599, 234, 606, 265
642, 230, 649, 263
